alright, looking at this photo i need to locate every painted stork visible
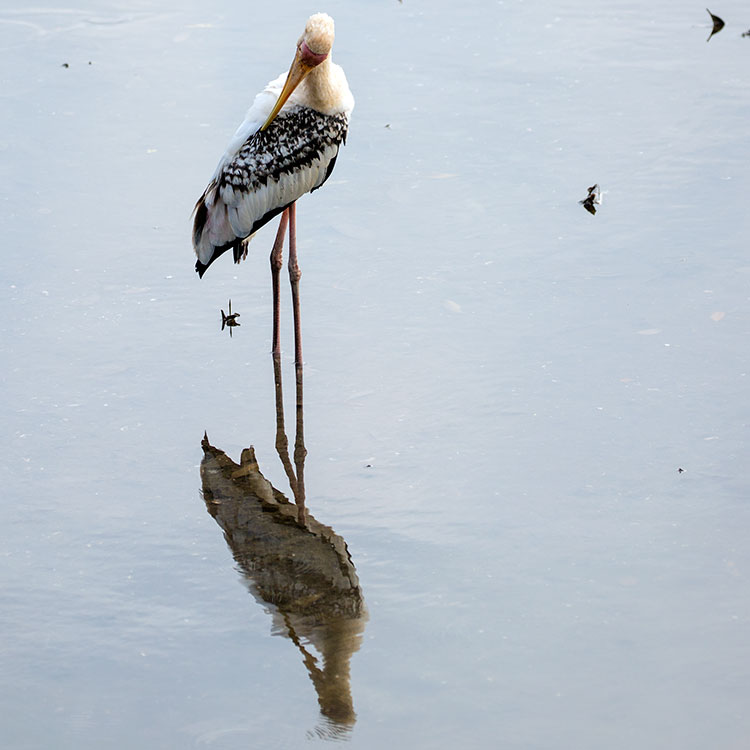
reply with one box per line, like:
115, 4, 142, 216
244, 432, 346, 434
192, 13, 353, 361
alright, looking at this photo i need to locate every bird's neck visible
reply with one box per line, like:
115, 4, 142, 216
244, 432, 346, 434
300, 56, 337, 114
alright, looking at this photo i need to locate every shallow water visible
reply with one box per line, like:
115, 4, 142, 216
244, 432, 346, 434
2, 0, 750, 747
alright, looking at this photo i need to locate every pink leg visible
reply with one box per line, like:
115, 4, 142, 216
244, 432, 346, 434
287, 202, 303, 367
293, 351, 307, 521
270, 209, 290, 357
272, 350, 299, 500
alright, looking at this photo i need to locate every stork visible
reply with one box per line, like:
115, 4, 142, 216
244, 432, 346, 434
192, 13, 353, 362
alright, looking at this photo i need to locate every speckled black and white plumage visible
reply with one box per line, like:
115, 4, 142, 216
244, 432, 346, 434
192, 14, 353, 278
192, 106, 348, 277
223, 107, 348, 197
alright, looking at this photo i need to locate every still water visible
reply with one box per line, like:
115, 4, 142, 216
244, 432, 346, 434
2, 0, 750, 747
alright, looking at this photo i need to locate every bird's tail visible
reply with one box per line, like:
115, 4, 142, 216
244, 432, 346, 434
192, 183, 290, 277
192, 184, 240, 277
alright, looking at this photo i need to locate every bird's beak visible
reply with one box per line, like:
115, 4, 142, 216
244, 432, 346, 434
260, 48, 316, 132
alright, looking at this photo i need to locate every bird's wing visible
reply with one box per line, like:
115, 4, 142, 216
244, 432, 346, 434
193, 106, 348, 275
208, 72, 287, 182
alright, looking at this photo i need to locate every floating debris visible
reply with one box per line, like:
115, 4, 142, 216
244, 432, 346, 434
706, 8, 725, 41
220, 299, 240, 336
579, 183, 602, 215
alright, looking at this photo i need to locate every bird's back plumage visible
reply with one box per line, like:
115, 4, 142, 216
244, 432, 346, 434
193, 105, 349, 277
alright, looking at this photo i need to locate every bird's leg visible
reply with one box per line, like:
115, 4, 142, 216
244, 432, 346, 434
287, 202, 303, 367
272, 350, 299, 500
293, 350, 307, 523
270, 209, 290, 357
285, 202, 306, 521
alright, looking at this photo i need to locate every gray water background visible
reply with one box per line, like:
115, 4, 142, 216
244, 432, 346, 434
2, 0, 750, 747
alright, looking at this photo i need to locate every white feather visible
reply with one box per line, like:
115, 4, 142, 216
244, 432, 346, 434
210, 73, 286, 182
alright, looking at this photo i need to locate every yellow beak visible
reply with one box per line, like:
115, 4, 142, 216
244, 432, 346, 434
260, 49, 315, 131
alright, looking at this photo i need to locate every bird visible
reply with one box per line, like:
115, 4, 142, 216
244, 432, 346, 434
192, 13, 353, 362
706, 8, 725, 42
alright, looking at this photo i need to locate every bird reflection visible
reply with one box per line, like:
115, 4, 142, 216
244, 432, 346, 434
706, 8, 725, 41
199, 354, 367, 739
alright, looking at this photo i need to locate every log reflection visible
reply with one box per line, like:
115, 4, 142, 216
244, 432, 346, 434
199, 355, 366, 739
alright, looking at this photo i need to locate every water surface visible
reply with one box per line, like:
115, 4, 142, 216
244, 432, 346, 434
2, 0, 750, 747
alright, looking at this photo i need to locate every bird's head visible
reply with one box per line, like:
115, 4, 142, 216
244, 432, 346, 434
260, 13, 335, 131
300, 13, 335, 59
